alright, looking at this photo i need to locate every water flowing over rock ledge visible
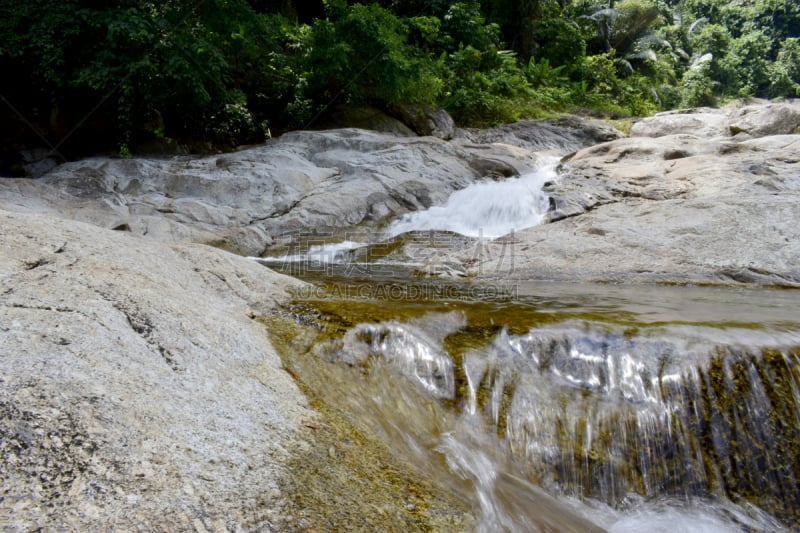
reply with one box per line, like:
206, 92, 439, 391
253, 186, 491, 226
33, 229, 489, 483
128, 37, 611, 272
442, 101, 800, 286
0, 116, 618, 255
278, 282, 800, 530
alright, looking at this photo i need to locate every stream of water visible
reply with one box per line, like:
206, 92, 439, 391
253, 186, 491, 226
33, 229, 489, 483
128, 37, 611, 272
260, 163, 800, 531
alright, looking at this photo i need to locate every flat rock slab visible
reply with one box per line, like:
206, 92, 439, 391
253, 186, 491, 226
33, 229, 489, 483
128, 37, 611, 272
631, 100, 800, 139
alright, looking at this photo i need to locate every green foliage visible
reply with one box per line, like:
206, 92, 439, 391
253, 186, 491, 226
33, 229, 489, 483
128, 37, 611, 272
0, 0, 85, 90
688, 22, 731, 57
3, 0, 800, 156
576, 52, 623, 107
303, 3, 442, 109
531, 18, 587, 71
719, 30, 772, 96
406, 16, 441, 51
680, 57, 716, 106
437, 1, 501, 53
525, 58, 569, 88
767, 38, 800, 97
581, 0, 664, 56
442, 47, 533, 125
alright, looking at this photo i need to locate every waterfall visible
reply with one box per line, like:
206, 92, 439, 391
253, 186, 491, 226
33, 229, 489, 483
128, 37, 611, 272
308, 311, 800, 531
385, 158, 556, 239
474, 325, 800, 518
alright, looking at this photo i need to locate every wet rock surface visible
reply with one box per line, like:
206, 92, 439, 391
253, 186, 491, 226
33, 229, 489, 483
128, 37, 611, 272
0, 206, 478, 530
0, 117, 618, 258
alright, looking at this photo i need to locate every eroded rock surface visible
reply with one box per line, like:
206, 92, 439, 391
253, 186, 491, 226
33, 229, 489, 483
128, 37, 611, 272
0, 115, 635, 529
0, 209, 314, 530
0, 118, 616, 257
0, 130, 550, 256
631, 100, 800, 139
1, 102, 799, 529
442, 102, 800, 286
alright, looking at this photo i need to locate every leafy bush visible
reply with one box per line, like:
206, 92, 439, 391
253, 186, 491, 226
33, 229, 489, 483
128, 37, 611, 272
680, 55, 716, 106
3, 0, 800, 158
442, 47, 533, 125
719, 30, 772, 96
767, 38, 800, 97
531, 18, 587, 72
437, 1, 501, 54
303, 3, 442, 110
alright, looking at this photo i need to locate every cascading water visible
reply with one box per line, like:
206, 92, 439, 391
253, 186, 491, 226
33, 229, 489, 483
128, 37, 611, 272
275, 283, 800, 532
385, 158, 556, 239
260, 158, 556, 271
261, 157, 800, 530
465, 324, 800, 518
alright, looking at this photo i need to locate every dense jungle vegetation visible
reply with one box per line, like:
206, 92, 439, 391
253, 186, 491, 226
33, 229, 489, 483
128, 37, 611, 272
1, 0, 798, 158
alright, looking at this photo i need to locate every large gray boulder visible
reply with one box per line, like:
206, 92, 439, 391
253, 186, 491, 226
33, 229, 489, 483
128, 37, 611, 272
629, 108, 730, 138
307, 104, 417, 137
389, 104, 457, 140
461, 115, 625, 153
728, 102, 800, 137
630, 100, 800, 139
0, 208, 313, 530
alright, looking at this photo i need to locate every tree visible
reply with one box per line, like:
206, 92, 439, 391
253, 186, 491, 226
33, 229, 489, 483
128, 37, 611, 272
767, 37, 800, 97
719, 30, 772, 96
302, 3, 442, 108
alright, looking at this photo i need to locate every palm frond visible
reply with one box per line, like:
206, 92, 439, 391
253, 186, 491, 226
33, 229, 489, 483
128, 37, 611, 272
687, 17, 708, 36
690, 52, 713, 69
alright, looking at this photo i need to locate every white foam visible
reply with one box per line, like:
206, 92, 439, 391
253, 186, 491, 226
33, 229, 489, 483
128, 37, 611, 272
386, 158, 556, 239
260, 240, 366, 264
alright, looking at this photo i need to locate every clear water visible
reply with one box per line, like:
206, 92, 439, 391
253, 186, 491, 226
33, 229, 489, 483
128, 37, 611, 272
273, 271, 800, 532
259, 160, 800, 531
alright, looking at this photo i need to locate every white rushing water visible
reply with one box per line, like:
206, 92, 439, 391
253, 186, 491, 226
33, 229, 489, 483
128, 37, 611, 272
258, 240, 367, 265
258, 158, 556, 267
309, 307, 798, 532
386, 158, 556, 239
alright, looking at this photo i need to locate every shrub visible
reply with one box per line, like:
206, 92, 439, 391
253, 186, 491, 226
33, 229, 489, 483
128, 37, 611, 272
680, 56, 716, 107
303, 3, 442, 109
719, 30, 771, 96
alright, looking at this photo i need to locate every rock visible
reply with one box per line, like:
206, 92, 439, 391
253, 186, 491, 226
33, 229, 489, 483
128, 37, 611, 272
630, 108, 730, 138
5, 105, 798, 291
443, 129, 800, 286
0, 208, 313, 530
461, 115, 625, 154
630, 100, 800, 140
389, 104, 456, 140
308, 104, 417, 137
0, 128, 551, 256
729, 102, 800, 137
20, 149, 60, 178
